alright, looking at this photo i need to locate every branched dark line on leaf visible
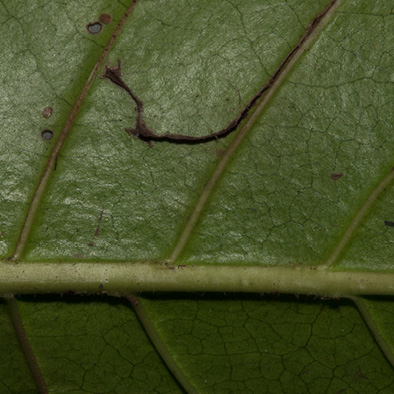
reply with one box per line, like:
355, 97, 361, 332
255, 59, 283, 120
7, 296, 48, 394
102, 0, 337, 146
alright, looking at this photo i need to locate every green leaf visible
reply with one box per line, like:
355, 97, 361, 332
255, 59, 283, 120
1, 0, 394, 392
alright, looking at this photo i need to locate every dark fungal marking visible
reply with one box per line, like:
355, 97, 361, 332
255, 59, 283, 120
330, 172, 344, 180
95, 210, 104, 236
384, 221, 394, 227
41, 129, 54, 140
42, 107, 53, 118
100, 14, 112, 24
86, 22, 102, 34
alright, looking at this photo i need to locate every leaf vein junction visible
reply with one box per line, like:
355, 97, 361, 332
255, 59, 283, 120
10, 0, 139, 260
167, 0, 342, 264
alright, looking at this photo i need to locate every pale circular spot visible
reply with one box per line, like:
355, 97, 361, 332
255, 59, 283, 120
86, 22, 102, 34
41, 129, 54, 140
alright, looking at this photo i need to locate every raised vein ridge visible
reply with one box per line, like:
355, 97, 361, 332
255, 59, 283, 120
320, 169, 394, 269
10, 1, 139, 260
168, 0, 342, 264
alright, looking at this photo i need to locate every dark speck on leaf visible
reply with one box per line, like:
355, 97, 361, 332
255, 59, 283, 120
41, 129, 54, 140
384, 221, 394, 227
99, 14, 112, 24
86, 22, 102, 34
330, 172, 344, 180
42, 106, 53, 118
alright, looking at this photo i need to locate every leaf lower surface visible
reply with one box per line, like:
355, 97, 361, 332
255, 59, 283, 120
1, 0, 394, 392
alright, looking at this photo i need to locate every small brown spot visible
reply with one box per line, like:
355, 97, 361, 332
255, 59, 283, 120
86, 22, 102, 34
99, 283, 103, 288
99, 14, 112, 24
215, 149, 226, 158
42, 106, 53, 118
354, 366, 368, 381
127, 296, 139, 307
330, 172, 344, 180
95, 210, 104, 236
88, 242, 94, 247
41, 129, 54, 140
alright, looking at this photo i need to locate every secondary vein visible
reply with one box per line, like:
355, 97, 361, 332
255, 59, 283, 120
102, 1, 340, 147
167, 0, 341, 263
320, 168, 394, 269
7, 296, 48, 394
349, 296, 394, 370
10, 0, 139, 260
126, 295, 198, 394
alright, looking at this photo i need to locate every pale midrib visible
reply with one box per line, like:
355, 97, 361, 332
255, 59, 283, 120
1, 262, 394, 296
10, 0, 138, 260
167, 0, 342, 264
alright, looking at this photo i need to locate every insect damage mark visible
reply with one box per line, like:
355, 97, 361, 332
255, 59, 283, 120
41, 129, 54, 140
88, 210, 104, 246
331, 172, 344, 180
101, 59, 269, 146
9, 1, 140, 262
42, 107, 53, 118
86, 22, 102, 34
100, 14, 112, 24
95, 210, 104, 236
101, 0, 338, 146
